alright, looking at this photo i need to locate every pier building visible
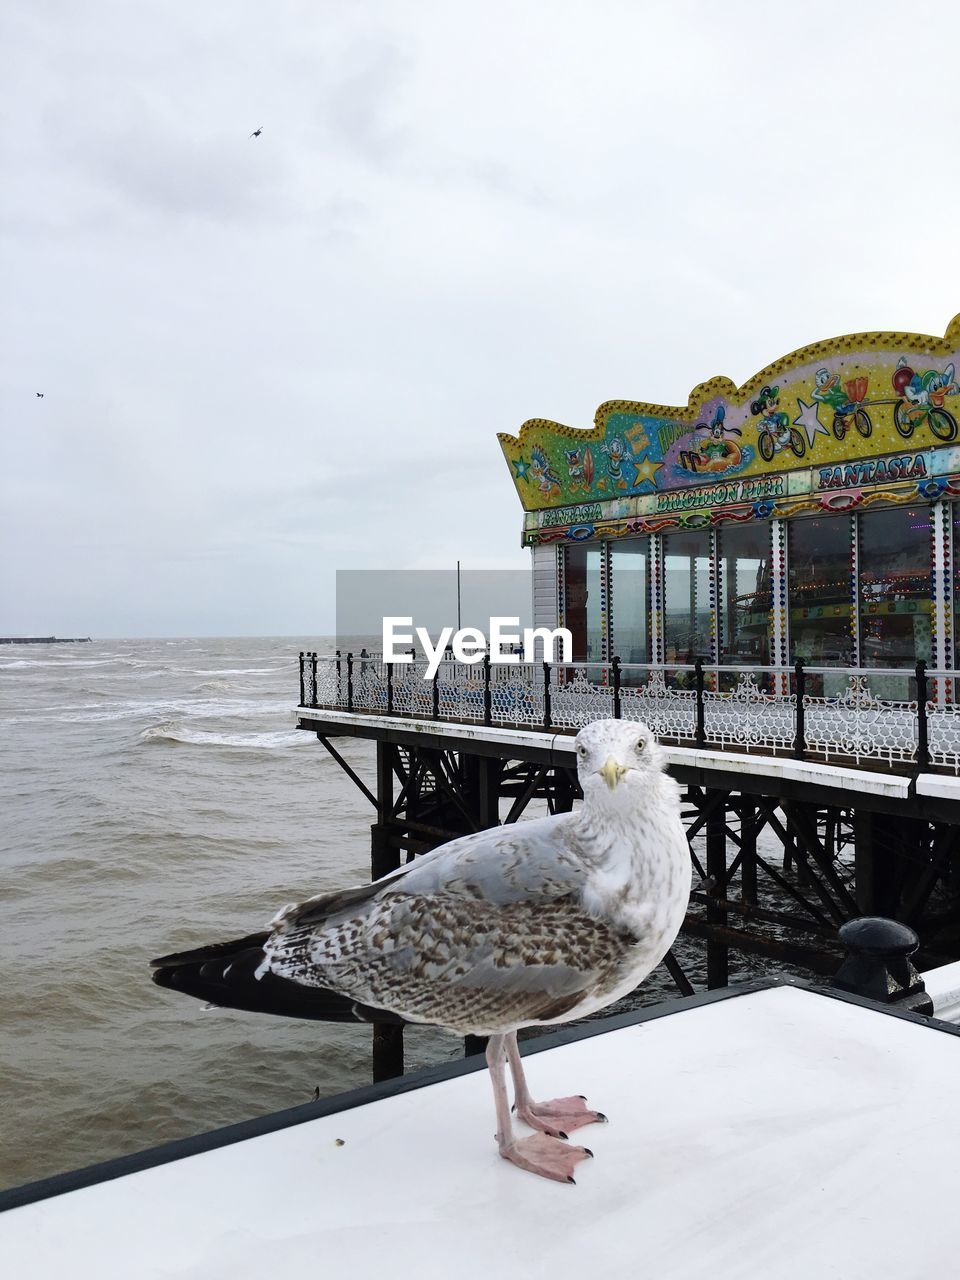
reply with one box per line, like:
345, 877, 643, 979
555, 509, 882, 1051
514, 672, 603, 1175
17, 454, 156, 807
499, 315, 960, 699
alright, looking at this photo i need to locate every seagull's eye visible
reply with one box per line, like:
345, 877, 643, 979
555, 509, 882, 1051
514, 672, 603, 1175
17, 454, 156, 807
578, 745, 587, 757
635, 739, 645, 752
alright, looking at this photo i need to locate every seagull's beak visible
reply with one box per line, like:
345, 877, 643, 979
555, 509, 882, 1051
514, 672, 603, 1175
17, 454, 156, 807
597, 756, 628, 790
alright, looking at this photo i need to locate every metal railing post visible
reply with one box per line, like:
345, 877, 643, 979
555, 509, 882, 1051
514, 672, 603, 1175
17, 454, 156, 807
346, 652, 354, 712
299, 651, 305, 706
916, 660, 930, 769
612, 655, 622, 719
794, 659, 806, 760
386, 661, 394, 715
432, 666, 440, 720
694, 657, 705, 747
310, 652, 318, 708
543, 661, 552, 730
483, 654, 492, 726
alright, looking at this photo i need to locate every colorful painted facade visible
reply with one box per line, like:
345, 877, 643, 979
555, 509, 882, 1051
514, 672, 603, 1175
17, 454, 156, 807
499, 316, 960, 544
500, 317, 960, 684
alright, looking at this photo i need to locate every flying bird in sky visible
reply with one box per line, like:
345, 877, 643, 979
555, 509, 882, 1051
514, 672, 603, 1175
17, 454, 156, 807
249, 127, 263, 138
35, 392, 44, 398
152, 719, 691, 1183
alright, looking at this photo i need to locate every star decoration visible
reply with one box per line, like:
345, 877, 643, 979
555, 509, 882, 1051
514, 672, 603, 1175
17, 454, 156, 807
632, 455, 662, 488
794, 398, 829, 447
511, 457, 531, 481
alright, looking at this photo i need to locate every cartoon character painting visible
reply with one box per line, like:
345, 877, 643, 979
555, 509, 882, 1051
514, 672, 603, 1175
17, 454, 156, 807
678, 405, 743, 474
812, 369, 873, 442
530, 444, 562, 497
564, 445, 595, 493
751, 384, 805, 461
892, 357, 958, 441
600, 435, 636, 490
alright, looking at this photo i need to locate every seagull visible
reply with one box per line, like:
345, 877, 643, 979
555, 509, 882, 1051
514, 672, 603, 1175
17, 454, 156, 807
249, 127, 263, 138
152, 719, 691, 1183
36, 392, 44, 398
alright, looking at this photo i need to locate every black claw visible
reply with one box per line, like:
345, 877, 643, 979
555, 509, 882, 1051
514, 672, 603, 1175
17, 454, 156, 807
567, 1176, 576, 1184
597, 1112, 608, 1123
578, 1095, 587, 1100
583, 1147, 593, 1157
558, 1130, 569, 1140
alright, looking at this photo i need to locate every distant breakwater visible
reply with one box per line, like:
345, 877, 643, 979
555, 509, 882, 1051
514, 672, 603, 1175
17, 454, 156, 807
0, 636, 91, 645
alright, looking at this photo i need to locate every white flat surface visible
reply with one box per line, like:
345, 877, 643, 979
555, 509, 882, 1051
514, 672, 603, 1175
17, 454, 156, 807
298, 708, 915, 798
916, 772, 960, 801
3, 985, 959, 1280
922, 959, 960, 1022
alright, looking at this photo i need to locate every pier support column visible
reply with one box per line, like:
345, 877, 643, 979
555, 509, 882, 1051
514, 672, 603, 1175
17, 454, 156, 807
465, 754, 502, 829
551, 765, 577, 814
706, 790, 729, 988
855, 809, 900, 919
372, 743, 404, 1081
740, 797, 757, 906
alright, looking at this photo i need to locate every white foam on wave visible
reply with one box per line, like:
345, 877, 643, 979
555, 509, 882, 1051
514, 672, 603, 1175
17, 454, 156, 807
0, 656, 132, 670
141, 721, 308, 750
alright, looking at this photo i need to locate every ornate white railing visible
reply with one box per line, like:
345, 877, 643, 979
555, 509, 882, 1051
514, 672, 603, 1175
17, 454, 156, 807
298, 652, 960, 774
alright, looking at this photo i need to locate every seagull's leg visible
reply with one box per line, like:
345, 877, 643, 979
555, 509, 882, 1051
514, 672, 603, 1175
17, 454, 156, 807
485, 1034, 592, 1184
505, 1032, 607, 1136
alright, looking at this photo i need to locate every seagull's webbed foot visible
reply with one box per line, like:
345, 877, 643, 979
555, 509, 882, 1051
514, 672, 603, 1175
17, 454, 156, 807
513, 1094, 607, 1138
498, 1132, 593, 1184
505, 1033, 607, 1138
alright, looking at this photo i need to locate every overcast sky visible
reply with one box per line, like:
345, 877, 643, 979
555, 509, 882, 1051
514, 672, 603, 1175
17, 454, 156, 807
3, 0, 960, 636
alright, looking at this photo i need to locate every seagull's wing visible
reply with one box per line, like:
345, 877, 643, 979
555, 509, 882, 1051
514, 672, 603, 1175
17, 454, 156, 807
263, 816, 625, 1033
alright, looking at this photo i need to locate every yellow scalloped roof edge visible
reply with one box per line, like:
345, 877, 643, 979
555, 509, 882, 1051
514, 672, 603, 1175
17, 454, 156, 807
497, 313, 960, 449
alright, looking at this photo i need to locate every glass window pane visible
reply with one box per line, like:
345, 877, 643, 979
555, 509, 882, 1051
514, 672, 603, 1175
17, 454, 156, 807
788, 517, 854, 667
663, 529, 712, 663
858, 507, 931, 669
610, 538, 648, 671
718, 523, 771, 666
565, 544, 603, 662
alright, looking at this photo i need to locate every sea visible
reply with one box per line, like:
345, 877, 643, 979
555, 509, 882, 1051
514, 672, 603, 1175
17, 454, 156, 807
0, 635, 765, 1192
1, 637, 462, 1190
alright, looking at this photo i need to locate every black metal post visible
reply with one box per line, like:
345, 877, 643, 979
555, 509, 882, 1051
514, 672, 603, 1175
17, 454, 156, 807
543, 661, 552, 730
794, 659, 806, 760
694, 658, 705, 747
299, 651, 305, 706
346, 652, 354, 712
612, 655, 622, 719
432, 668, 440, 719
832, 917, 933, 1016
386, 661, 394, 715
916, 660, 929, 769
483, 654, 492, 726
310, 652, 318, 708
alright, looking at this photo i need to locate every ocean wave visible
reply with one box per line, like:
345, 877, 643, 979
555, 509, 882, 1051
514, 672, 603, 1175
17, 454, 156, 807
0, 656, 134, 671
141, 721, 308, 749
170, 665, 288, 677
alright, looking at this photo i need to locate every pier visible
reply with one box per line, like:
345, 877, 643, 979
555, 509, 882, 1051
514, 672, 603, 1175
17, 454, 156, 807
297, 651, 960, 1078
298, 315, 960, 1077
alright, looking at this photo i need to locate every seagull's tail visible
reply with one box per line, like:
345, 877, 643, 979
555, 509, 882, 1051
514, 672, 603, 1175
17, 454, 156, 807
150, 934, 405, 1025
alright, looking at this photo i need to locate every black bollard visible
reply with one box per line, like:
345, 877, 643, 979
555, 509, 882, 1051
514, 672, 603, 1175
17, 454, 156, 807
832, 916, 933, 1016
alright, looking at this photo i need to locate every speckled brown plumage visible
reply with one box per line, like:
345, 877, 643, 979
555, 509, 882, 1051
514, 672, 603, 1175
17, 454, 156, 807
267, 891, 640, 1034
